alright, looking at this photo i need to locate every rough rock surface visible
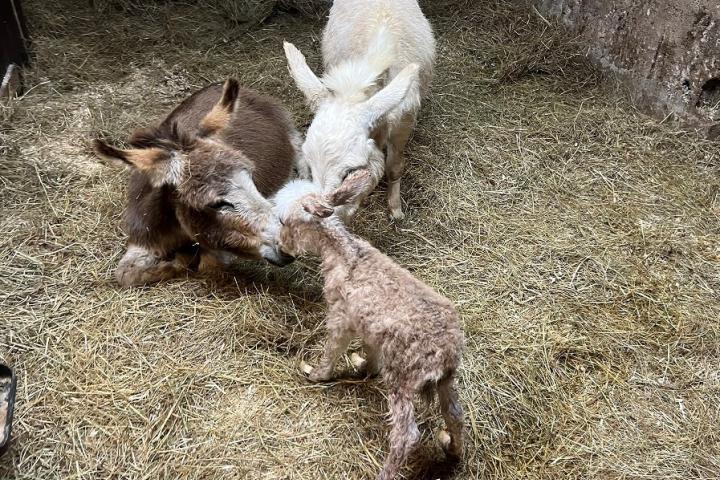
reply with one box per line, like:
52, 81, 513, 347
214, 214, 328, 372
535, 0, 720, 138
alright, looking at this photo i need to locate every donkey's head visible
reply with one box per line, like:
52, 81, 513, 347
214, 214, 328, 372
273, 169, 373, 257
94, 79, 293, 266
283, 42, 419, 210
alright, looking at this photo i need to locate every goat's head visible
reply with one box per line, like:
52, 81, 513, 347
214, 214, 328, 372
273, 169, 373, 257
94, 79, 294, 266
283, 42, 419, 212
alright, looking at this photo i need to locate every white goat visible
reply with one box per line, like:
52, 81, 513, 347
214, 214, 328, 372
283, 0, 436, 220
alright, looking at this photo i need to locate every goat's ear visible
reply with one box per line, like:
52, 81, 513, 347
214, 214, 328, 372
283, 41, 328, 111
302, 197, 334, 218
93, 139, 169, 170
327, 169, 373, 207
199, 78, 240, 136
361, 63, 420, 128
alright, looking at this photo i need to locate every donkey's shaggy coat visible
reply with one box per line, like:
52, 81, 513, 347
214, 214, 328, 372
94, 79, 300, 286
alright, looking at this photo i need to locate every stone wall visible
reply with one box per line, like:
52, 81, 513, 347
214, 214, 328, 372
534, 0, 720, 138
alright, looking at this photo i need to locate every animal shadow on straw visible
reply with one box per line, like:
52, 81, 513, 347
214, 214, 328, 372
197, 258, 327, 353
202, 257, 323, 301
409, 455, 462, 480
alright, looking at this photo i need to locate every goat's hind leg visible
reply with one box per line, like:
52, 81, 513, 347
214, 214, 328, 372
378, 390, 420, 480
437, 373, 464, 459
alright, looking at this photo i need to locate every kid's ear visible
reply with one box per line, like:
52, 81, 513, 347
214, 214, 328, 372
93, 139, 169, 170
327, 169, 374, 207
199, 78, 241, 136
302, 196, 334, 218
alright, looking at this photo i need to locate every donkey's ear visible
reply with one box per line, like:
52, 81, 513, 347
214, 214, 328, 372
93, 140, 177, 186
361, 63, 420, 128
302, 196, 334, 218
283, 41, 329, 111
93, 139, 169, 170
327, 169, 374, 207
199, 78, 240, 136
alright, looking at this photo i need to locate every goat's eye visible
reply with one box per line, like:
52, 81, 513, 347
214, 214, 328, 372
279, 218, 285, 226
208, 200, 234, 211
342, 167, 361, 182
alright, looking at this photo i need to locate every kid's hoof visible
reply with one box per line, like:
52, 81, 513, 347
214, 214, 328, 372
350, 352, 367, 370
301, 361, 331, 382
300, 360, 314, 376
438, 430, 462, 460
438, 430, 451, 450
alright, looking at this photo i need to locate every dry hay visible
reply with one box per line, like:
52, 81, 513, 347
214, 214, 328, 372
1, 0, 720, 478
91, 0, 329, 25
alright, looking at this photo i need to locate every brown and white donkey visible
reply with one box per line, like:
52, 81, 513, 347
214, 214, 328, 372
94, 79, 301, 286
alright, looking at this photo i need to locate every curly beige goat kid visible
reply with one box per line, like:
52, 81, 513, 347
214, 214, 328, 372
273, 170, 464, 480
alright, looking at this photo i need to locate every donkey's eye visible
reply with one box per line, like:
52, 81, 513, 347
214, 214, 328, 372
208, 200, 234, 211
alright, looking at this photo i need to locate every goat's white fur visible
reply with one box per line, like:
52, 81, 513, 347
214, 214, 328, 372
272, 178, 321, 222
284, 0, 435, 220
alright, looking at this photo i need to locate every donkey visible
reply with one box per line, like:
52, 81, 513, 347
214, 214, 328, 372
94, 79, 300, 286
283, 0, 435, 220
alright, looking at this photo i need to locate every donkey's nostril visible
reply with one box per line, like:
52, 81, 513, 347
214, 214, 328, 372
261, 247, 295, 267
278, 251, 296, 265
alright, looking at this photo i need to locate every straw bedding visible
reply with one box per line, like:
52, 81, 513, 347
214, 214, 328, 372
1, 0, 719, 478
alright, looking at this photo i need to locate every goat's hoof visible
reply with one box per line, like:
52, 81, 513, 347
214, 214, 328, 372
389, 208, 405, 221
308, 370, 330, 383
350, 353, 367, 370
438, 430, 452, 450
301, 361, 331, 382
438, 430, 463, 460
300, 360, 314, 376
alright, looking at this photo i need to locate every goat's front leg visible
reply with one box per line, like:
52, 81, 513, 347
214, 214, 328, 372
306, 315, 353, 382
350, 342, 381, 378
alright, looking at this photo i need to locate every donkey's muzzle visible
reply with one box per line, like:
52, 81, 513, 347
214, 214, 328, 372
262, 248, 295, 267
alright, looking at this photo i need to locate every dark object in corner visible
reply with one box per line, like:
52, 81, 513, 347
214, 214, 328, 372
0, 364, 17, 456
0, 0, 29, 98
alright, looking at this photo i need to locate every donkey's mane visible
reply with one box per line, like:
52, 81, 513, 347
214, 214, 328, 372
129, 120, 197, 152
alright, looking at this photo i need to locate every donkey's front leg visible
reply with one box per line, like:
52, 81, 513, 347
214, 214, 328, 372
115, 244, 191, 287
